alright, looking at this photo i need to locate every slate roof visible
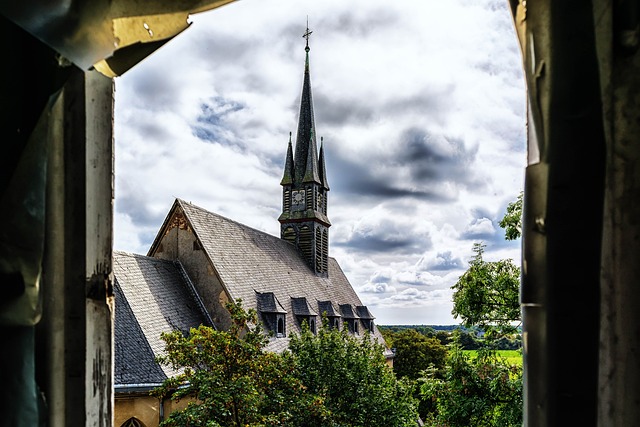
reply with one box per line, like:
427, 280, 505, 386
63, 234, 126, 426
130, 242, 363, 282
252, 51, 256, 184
113, 251, 212, 387
151, 199, 388, 352
291, 297, 318, 316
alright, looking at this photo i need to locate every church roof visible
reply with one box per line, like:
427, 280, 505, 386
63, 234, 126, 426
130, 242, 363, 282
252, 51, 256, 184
113, 251, 212, 388
150, 198, 387, 352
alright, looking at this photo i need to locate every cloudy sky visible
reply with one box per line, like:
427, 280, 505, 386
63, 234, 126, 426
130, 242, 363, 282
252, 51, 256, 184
113, 0, 527, 325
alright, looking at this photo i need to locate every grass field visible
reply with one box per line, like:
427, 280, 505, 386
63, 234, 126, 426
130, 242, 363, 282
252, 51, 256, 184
463, 349, 523, 366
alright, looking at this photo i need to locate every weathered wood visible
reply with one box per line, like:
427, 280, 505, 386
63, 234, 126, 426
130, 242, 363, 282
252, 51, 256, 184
42, 67, 114, 427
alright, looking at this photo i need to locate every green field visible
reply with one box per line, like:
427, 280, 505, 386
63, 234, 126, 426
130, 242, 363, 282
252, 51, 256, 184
463, 349, 523, 366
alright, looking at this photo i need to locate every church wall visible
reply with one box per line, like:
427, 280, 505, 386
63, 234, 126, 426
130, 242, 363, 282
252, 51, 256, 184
114, 393, 196, 427
152, 211, 232, 330
114, 395, 160, 427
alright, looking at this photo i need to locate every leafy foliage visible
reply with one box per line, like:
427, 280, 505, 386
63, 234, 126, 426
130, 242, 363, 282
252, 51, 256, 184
425, 193, 524, 425
498, 191, 523, 241
288, 320, 419, 427
154, 300, 316, 427
451, 243, 521, 335
384, 329, 448, 380
154, 301, 418, 426
420, 345, 523, 427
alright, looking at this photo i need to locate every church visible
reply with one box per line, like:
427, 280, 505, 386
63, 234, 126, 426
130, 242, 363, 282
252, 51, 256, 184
113, 34, 392, 427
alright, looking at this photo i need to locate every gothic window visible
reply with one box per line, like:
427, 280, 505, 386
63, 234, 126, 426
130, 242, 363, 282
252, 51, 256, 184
277, 316, 285, 337
354, 321, 359, 335
333, 318, 340, 330
359, 319, 374, 333
121, 418, 145, 427
310, 318, 317, 334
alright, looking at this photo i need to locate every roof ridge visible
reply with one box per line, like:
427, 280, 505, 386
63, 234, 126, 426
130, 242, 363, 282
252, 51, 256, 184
113, 250, 176, 265
177, 198, 289, 244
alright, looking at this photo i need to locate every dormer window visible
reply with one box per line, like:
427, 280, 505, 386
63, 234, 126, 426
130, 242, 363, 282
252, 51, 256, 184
256, 291, 287, 338
292, 297, 318, 334
339, 304, 361, 335
318, 300, 342, 330
356, 306, 376, 334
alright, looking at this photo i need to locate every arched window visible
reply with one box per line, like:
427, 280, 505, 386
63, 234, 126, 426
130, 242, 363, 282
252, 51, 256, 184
354, 321, 359, 335
277, 317, 285, 336
310, 318, 316, 334
121, 418, 145, 427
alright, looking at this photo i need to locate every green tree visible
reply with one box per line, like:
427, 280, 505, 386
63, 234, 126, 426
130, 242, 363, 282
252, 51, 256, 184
154, 300, 321, 427
387, 329, 448, 380
288, 321, 419, 427
451, 328, 481, 350
420, 193, 524, 425
420, 346, 522, 427
451, 243, 521, 335
499, 191, 523, 241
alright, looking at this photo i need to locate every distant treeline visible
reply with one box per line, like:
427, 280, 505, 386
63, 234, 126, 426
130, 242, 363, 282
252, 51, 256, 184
378, 324, 522, 351
380, 325, 469, 332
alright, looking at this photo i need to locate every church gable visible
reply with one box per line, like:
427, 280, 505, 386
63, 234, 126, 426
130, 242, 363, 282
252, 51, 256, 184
162, 199, 387, 352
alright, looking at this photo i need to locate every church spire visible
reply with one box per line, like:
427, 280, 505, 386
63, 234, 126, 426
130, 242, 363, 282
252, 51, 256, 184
279, 23, 330, 277
319, 137, 329, 191
281, 132, 294, 185
294, 24, 321, 186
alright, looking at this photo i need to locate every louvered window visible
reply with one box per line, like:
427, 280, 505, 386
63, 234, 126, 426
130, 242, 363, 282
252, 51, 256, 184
283, 189, 291, 212
283, 226, 296, 245
299, 226, 312, 262
306, 186, 313, 208
322, 229, 328, 272
315, 227, 322, 272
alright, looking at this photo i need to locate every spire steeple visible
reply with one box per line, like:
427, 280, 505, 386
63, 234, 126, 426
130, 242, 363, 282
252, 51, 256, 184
319, 137, 329, 191
293, 23, 321, 186
281, 132, 294, 185
279, 23, 331, 277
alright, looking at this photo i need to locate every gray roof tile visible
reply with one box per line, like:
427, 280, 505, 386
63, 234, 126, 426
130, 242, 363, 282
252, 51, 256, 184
113, 251, 211, 385
175, 199, 388, 347
291, 297, 318, 316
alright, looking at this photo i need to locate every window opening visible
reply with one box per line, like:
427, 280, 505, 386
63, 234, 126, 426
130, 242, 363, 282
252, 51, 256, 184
277, 317, 284, 337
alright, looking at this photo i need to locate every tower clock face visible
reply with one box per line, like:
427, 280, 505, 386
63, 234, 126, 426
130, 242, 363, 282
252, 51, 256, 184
292, 190, 305, 210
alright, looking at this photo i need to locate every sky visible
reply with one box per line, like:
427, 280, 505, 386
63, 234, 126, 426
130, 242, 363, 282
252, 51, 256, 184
113, 0, 527, 326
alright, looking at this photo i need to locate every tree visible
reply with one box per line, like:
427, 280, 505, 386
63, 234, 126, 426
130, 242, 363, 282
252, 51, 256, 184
451, 243, 521, 335
288, 320, 419, 427
386, 329, 448, 380
499, 191, 523, 241
421, 193, 524, 425
154, 300, 320, 427
420, 346, 522, 427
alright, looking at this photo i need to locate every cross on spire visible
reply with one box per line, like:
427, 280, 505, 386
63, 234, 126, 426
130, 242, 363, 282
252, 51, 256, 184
303, 18, 313, 51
